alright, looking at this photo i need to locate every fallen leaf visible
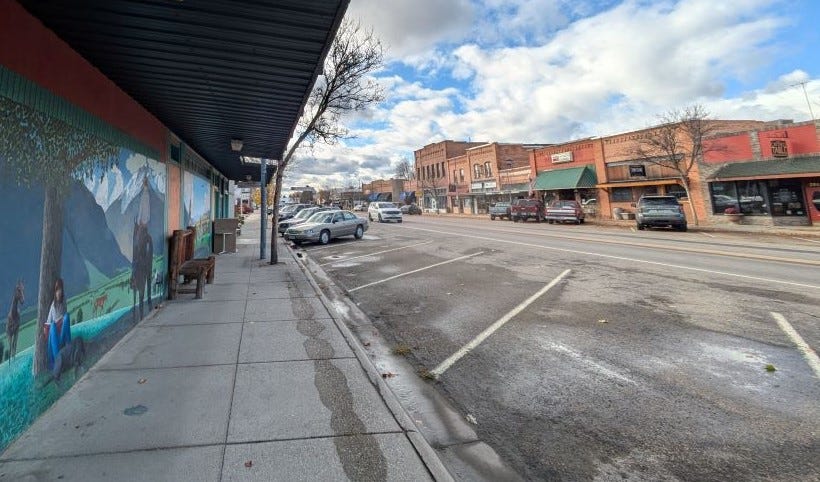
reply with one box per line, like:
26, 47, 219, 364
381, 372, 396, 378
244, 460, 253, 468
466, 414, 478, 425
138, 378, 147, 384
363, 341, 371, 347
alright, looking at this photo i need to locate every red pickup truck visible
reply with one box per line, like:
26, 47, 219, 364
510, 198, 545, 223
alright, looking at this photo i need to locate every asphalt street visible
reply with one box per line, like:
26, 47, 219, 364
295, 214, 820, 481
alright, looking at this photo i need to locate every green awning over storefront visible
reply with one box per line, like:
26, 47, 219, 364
533, 165, 597, 191
712, 156, 820, 180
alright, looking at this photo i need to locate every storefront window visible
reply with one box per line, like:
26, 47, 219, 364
710, 182, 739, 214
612, 187, 632, 202
737, 180, 770, 215
666, 183, 687, 199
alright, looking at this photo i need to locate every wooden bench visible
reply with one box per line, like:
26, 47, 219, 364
169, 226, 215, 299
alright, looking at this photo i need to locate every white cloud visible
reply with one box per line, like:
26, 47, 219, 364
347, 0, 474, 59
287, 0, 812, 187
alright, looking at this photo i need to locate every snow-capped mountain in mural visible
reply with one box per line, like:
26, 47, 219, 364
0, 179, 129, 304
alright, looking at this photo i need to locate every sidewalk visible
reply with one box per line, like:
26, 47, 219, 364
0, 213, 449, 481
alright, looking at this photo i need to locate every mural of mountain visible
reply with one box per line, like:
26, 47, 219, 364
0, 179, 129, 305
104, 189, 165, 261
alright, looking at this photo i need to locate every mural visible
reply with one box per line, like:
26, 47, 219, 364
183, 171, 212, 258
0, 96, 166, 451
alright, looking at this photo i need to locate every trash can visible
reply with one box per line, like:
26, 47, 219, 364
213, 218, 239, 253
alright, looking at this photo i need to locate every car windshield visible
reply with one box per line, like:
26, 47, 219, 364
641, 197, 678, 206
377, 203, 396, 209
294, 208, 317, 219
309, 212, 335, 223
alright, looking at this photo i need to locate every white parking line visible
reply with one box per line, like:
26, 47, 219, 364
794, 237, 820, 245
771, 312, 820, 379
546, 342, 635, 385
399, 225, 820, 290
430, 269, 571, 378
319, 241, 433, 266
348, 251, 485, 292
700, 232, 716, 238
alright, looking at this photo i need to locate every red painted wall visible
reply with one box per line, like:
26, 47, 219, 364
758, 124, 818, 158
703, 133, 754, 164
0, 1, 167, 159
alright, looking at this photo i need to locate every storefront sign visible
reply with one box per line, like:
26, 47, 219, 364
771, 140, 788, 158
471, 182, 483, 190
551, 152, 573, 164
629, 165, 646, 177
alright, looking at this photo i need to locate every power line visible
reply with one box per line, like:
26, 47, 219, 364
791, 81, 816, 121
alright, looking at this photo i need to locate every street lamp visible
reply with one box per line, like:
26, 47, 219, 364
505, 159, 513, 202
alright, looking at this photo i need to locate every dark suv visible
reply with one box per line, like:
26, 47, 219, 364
635, 196, 687, 231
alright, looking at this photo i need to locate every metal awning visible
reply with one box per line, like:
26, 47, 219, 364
18, 0, 349, 182
711, 156, 820, 181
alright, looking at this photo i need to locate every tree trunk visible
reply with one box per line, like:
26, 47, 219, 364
269, 167, 285, 264
680, 177, 699, 226
34, 185, 66, 376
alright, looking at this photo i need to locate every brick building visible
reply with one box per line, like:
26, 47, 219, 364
699, 119, 820, 226
414, 140, 485, 212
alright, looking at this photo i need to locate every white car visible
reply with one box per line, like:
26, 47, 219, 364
368, 202, 403, 223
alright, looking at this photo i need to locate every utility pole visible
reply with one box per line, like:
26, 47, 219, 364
260, 159, 267, 260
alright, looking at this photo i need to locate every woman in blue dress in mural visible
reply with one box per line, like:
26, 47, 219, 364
45, 278, 71, 369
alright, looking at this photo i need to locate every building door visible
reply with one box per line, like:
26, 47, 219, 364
805, 181, 820, 223
768, 180, 806, 217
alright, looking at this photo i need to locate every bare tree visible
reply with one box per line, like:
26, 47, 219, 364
417, 174, 448, 212
269, 19, 384, 262
633, 105, 723, 226
394, 158, 414, 180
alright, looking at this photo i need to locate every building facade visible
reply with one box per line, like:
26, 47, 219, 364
414, 140, 487, 211
700, 120, 820, 226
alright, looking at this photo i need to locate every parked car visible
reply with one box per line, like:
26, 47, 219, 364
489, 202, 512, 220
368, 202, 403, 223
278, 206, 335, 235
278, 203, 312, 221
353, 203, 367, 211
635, 195, 687, 231
400, 203, 422, 215
510, 198, 544, 222
286, 210, 368, 245
545, 200, 585, 224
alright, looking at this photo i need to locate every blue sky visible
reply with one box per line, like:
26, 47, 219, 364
287, 0, 820, 189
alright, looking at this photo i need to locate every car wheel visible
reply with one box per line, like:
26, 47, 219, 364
636, 223, 645, 230
678, 224, 688, 232
354, 225, 364, 239
319, 230, 331, 245
397, 219, 402, 223
490, 215, 495, 220
512, 217, 518, 222
579, 218, 585, 224
292, 240, 302, 245
378, 214, 383, 223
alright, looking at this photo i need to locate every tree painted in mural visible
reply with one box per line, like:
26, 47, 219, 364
0, 98, 119, 375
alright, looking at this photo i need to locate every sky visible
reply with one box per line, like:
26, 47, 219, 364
284, 0, 820, 190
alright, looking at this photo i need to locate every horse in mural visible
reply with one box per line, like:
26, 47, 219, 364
5, 279, 24, 360
131, 220, 153, 321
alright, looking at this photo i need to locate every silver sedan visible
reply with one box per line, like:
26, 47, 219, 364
285, 210, 369, 245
